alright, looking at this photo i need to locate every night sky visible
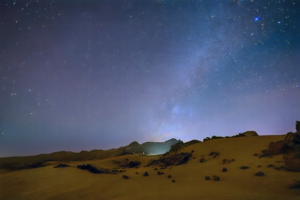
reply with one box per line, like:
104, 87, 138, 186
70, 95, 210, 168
0, 0, 299, 158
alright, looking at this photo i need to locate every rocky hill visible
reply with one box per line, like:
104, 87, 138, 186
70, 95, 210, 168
123, 138, 181, 155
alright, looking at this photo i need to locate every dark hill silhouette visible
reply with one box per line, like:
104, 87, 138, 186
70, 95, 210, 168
0, 138, 181, 171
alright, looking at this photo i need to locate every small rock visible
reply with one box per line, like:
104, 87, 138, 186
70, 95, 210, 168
240, 166, 249, 169
205, 176, 210, 180
168, 175, 171, 178
255, 172, 265, 176
154, 168, 158, 171
135, 172, 138, 174
191, 150, 194, 153
267, 164, 274, 168
200, 158, 206, 163
254, 153, 260, 156
120, 160, 141, 168
257, 165, 261, 168
222, 167, 227, 172
157, 171, 164, 175
213, 175, 220, 181
143, 171, 149, 176
172, 180, 175, 182
289, 180, 300, 189
122, 175, 129, 179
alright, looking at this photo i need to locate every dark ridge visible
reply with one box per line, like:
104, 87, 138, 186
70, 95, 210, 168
145, 152, 192, 167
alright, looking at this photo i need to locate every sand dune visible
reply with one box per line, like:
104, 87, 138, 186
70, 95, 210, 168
1, 135, 299, 200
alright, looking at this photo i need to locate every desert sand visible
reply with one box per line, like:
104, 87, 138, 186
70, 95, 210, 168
1, 135, 299, 200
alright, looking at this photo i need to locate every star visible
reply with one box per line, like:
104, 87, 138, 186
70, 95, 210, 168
0, 0, 298, 158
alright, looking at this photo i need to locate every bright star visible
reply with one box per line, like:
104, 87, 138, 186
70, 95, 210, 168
254, 17, 260, 21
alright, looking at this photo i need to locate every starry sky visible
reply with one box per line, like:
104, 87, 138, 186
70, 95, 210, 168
0, 0, 299, 157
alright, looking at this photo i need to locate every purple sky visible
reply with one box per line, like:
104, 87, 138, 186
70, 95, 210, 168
0, 0, 299, 157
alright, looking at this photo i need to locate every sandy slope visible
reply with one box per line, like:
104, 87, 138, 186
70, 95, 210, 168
1, 135, 299, 200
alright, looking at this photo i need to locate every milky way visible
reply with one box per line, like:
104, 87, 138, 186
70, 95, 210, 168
0, 0, 299, 157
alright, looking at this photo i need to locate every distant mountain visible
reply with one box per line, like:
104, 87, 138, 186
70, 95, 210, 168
0, 138, 182, 170
123, 138, 182, 155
